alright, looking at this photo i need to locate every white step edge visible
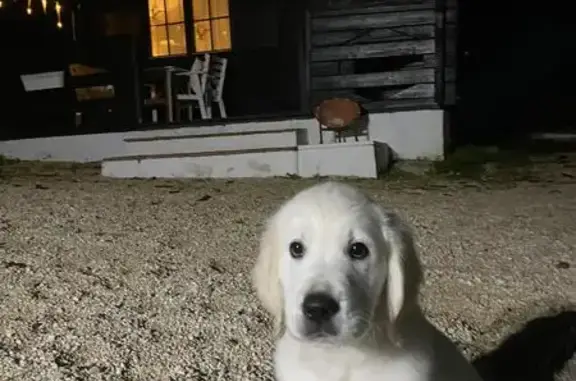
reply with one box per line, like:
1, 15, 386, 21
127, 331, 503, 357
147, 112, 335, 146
102, 147, 298, 179
124, 128, 307, 156
298, 141, 391, 179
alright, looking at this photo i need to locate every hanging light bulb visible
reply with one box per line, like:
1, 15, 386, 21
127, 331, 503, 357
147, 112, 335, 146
27, 0, 32, 14
41, 0, 47, 13
0, 1, 3, 8
55, 1, 62, 28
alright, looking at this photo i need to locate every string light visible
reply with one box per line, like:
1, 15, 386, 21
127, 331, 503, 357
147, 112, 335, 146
55, 1, 62, 28
0, 0, 64, 29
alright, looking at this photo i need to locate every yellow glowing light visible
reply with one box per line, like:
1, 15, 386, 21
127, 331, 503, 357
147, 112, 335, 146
27, 0, 32, 14
41, 0, 47, 13
0, 1, 3, 8
55, 1, 62, 28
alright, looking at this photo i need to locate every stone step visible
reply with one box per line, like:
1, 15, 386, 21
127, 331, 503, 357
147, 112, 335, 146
102, 147, 298, 179
124, 128, 307, 156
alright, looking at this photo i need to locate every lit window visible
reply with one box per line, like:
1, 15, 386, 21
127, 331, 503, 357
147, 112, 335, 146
148, 0, 188, 57
192, 0, 231, 52
148, 0, 231, 57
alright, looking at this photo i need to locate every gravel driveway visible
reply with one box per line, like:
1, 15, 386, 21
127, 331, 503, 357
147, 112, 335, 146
0, 163, 575, 380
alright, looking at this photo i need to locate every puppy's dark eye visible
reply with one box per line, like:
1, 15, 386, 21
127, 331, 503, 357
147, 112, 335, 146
289, 241, 305, 259
347, 242, 369, 260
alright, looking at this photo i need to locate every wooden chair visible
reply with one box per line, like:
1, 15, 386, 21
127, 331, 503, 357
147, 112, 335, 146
206, 55, 228, 119
175, 53, 211, 121
314, 98, 362, 144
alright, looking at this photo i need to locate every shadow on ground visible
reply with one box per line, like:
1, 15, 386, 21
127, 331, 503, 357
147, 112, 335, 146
473, 310, 576, 381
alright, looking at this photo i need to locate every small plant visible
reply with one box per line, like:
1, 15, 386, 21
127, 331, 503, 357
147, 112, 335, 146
0, 155, 20, 167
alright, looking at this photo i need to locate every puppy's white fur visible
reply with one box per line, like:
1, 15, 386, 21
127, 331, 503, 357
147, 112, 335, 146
253, 182, 483, 381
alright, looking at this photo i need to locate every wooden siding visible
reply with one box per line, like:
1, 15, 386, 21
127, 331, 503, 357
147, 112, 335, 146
308, 0, 457, 112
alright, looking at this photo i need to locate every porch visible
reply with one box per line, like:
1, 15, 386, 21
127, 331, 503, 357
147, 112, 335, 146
0, 109, 445, 178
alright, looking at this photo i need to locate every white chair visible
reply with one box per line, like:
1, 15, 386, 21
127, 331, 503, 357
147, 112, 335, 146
205, 56, 228, 119
175, 53, 210, 121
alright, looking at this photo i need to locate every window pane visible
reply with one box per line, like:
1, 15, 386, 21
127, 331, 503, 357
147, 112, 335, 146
166, 0, 185, 23
211, 17, 231, 51
167, 23, 187, 55
194, 21, 212, 52
210, 0, 229, 18
150, 26, 169, 57
192, 0, 209, 20
148, 0, 166, 26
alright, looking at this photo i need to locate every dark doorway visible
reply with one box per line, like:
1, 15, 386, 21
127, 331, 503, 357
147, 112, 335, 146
455, 0, 576, 148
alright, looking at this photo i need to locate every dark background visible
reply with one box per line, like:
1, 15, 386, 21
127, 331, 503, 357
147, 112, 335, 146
456, 0, 576, 147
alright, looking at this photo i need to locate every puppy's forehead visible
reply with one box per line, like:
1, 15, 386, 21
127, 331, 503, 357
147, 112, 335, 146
277, 183, 376, 232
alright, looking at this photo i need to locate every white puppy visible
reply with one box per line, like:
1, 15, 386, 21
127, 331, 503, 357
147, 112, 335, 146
252, 182, 483, 381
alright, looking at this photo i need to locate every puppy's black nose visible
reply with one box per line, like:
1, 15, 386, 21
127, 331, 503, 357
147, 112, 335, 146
302, 292, 340, 322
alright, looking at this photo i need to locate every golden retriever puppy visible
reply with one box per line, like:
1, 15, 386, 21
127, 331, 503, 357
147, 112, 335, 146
253, 182, 483, 381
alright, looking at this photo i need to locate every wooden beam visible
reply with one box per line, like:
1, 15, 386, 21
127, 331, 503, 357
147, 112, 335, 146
310, 61, 355, 77
312, 0, 435, 17
382, 83, 435, 99
444, 23, 457, 68
311, 25, 435, 47
311, 69, 435, 90
445, 68, 455, 82
310, 90, 370, 105
445, 9, 456, 23
312, 10, 435, 32
434, 0, 445, 106
311, 39, 434, 61
310, 54, 436, 77
301, 10, 312, 113
404, 53, 437, 69
311, 62, 339, 77
444, 82, 457, 105
363, 98, 439, 112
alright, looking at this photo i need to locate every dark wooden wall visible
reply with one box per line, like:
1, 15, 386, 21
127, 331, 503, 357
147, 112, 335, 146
306, 0, 457, 112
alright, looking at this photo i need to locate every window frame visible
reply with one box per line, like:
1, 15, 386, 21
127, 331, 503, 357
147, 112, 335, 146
147, 0, 232, 59
148, 0, 188, 58
191, 0, 232, 53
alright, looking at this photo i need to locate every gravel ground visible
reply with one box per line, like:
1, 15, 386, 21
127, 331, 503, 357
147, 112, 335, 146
0, 162, 575, 380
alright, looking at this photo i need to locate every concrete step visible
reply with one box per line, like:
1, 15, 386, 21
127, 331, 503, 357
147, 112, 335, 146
298, 141, 390, 178
102, 147, 298, 179
124, 128, 306, 156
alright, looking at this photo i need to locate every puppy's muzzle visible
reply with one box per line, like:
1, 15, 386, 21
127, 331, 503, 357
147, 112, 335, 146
302, 292, 340, 323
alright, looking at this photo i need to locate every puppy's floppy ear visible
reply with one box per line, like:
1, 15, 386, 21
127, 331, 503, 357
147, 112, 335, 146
373, 203, 423, 330
252, 217, 284, 335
